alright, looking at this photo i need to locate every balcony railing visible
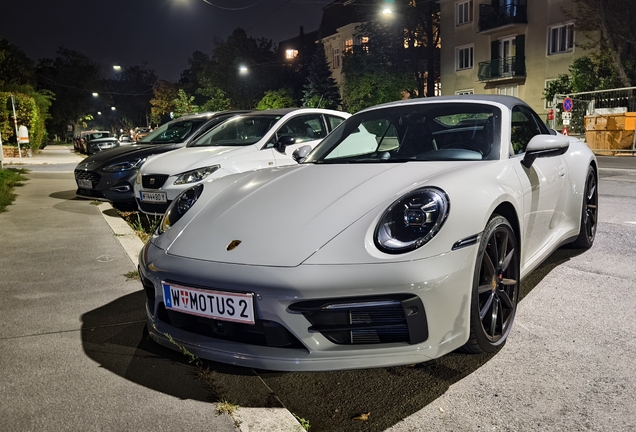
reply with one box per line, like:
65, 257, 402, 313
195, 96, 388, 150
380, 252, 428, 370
478, 56, 526, 81
479, 1, 528, 32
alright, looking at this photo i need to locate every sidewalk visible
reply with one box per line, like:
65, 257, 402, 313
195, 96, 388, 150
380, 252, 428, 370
2, 144, 84, 165
0, 151, 302, 432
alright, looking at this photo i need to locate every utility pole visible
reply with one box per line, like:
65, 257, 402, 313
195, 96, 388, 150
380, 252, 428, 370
11, 94, 21, 158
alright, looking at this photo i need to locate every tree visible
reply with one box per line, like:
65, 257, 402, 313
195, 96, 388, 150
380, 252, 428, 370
567, 0, 636, 87
256, 89, 295, 110
302, 43, 341, 109
150, 80, 178, 125
172, 89, 199, 118
192, 28, 284, 109
107, 63, 157, 128
197, 82, 231, 112
36, 48, 101, 138
543, 52, 623, 103
341, 18, 413, 112
0, 35, 36, 87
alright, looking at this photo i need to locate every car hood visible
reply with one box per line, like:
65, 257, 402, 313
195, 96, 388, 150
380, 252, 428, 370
141, 146, 257, 175
162, 161, 472, 267
76, 144, 179, 170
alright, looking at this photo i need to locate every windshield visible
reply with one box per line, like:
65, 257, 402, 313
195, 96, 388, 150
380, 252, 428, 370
188, 115, 280, 147
140, 119, 206, 144
305, 103, 501, 164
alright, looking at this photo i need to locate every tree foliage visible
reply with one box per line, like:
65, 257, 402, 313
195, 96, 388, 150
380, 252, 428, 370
36, 48, 101, 138
196, 79, 231, 112
0, 35, 36, 87
256, 89, 295, 110
302, 43, 341, 109
172, 89, 199, 118
543, 51, 623, 103
567, 0, 636, 87
150, 80, 178, 125
341, 19, 412, 112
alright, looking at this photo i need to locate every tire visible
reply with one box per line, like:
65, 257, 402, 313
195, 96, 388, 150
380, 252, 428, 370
569, 166, 598, 249
462, 215, 520, 354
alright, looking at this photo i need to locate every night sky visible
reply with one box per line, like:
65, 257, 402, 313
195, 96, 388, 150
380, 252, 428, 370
2, 0, 329, 80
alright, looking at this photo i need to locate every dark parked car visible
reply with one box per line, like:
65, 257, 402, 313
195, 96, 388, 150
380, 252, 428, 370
86, 136, 120, 155
80, 131, 112, 154
74, 111, 247, 209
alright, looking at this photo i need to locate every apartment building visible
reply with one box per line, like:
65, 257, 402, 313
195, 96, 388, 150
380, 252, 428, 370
439, 0, 596, 115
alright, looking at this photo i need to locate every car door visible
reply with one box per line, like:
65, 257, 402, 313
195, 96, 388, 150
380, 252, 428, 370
510, 105, 567, 263
269, 114, 329, 166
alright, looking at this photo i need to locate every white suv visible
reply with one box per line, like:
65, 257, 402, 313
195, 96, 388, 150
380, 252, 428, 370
134, 108, 350, 214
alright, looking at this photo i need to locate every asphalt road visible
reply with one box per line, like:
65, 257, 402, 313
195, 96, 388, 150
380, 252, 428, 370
2, 155, 635, 432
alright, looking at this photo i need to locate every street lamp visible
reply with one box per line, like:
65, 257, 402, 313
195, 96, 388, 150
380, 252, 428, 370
381, 0, 394, 15
111, 107, 116, 111
239, 65, 249, 75
92, 92, 99, 97
113, 65, 122, 71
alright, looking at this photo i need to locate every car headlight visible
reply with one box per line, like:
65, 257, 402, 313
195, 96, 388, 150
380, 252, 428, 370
158, 184, 204, 235
103, 158, 146, 172
173, 165, 220, 185
374, 187, 450, 254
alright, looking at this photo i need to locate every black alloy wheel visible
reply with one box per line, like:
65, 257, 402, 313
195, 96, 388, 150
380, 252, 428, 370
570, 166, 598, 249
463, 215, 519, 354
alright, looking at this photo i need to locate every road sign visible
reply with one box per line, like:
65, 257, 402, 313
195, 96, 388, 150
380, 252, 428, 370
563, 97, 574, 112
562, 126, 569, 136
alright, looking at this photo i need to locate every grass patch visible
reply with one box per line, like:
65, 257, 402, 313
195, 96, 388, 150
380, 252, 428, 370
117, 210, 161, 243
0, 168, 28, 213
123, 270, 139, 281
90, 200, 102, 206
293, 414, 311, 431
216, 399, 239, 416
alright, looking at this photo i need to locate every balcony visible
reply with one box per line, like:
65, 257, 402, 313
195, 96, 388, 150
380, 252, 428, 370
479, 1, 527, 32
478, 56, 526, 82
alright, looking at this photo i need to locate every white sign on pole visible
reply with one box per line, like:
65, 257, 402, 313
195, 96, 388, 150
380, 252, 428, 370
562, 119, 571, 125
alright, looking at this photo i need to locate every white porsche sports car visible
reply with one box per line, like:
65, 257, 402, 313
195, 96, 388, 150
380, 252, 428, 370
138, 95, 597, 371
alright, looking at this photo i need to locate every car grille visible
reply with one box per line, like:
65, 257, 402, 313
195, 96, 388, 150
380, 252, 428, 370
75, 169, 101, 187
136, 199, 171, 215
142, 174, 169, 189
289, 295, 428, 345
154, 302, 305, 349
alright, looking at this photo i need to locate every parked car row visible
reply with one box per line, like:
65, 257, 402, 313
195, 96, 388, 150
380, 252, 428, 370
76, 97, 598, 372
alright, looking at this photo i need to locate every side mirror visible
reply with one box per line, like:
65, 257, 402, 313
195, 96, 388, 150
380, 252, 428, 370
276, 135, 296, 154
521, 134, 569, 169
292, 145, 312, 163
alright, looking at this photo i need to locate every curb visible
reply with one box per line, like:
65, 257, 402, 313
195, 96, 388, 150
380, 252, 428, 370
97, 202, 304, 432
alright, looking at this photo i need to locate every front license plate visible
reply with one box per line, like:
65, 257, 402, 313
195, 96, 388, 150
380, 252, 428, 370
140, 190, 167, 203
78, 179, 92, 189
162, 282, 255, 325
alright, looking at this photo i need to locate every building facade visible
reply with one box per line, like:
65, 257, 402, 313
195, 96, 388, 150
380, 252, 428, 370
439, 0, 596, 115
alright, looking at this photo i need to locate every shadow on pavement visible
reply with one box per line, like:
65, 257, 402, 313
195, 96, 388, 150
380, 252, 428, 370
49, 190, 82, 201
80, 291, 286, 407
80, 248, 583, 432
257, 247, 584, 432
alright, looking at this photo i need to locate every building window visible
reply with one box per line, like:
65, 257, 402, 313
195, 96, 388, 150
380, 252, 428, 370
344, 39, 354, 53
360, 36, 369, 52
548, 23, 574, 55
497, 85, 518, 97
333, 47, 341, 68
456, 89, 474, 95
285, 49, 298, 59
456, 45, 474, 70
456, 0, 473, 25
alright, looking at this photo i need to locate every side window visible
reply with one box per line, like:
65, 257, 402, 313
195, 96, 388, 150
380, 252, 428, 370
511, 106, 543, 155
276, 114, 327, 144
326, 115, 345, 132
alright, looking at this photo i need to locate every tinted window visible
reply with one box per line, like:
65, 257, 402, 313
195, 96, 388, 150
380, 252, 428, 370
190, 115, 279, 147
141, 120, 206, 144
306, 103, 500, 163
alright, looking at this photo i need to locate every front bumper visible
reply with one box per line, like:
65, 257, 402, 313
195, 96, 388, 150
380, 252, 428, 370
139, 240, 478, 371
75, 169, 137, 204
